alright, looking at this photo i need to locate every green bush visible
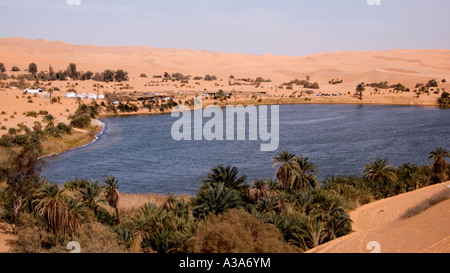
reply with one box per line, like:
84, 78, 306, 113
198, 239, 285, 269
70, 114, 91, 129
25, 111, 38, 117
186, 210, 299, 253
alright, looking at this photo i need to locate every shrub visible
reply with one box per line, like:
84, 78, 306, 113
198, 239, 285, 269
70, 222, 126, 253
56, 122, 72, 134
0, 63, 5, 73
67, 63, 79, 80
114, 69, 129, 82
12, 213, 55, 253
402, 189, 450, 218
140, 73, 147, 78
426, 79, 438, 88
11, 66, 20, 72
439, 92, 450, 109
204, 74, 217, 81
102, 70, 115, 82
117, 103, 138, 113
0, 134, 11, 147
25, 111, 38, 118
70, 114, 91, 129
186, 210, 298, 253
28, 63, 37, 75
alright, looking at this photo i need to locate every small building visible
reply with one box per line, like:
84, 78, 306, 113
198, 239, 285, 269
98, 94, 105, 100
112, 101, 120, 105
24, 88, 44, 94
76, 93, 86, 99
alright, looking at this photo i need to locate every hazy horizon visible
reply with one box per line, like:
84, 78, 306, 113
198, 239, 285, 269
0, 0, 449, 56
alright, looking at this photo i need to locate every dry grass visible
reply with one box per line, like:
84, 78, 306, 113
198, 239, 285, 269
40, 131, 97, 157
118, 192, 191, 213
402, 188, 450, 218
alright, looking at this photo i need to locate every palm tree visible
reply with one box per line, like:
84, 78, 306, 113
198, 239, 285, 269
256, 195, 279, 214
200, 165, 248, 195
273, 151, 298, 190
299, 216, 328, 250
42, 114, 56, 129
80, 180, 105, 214
428, 147, 450, 183
163, 192, 176, 211
398, 163, 427, 191
249, 179, 268, 202
362, 158, 397, 183
66, 197, 88, 236
194, 183, 242, 216
266, 178, 281, 196
356, 82, 365, 100
103, 175, 120, 223
291, 155, 320, 191
34, 183, 69, 244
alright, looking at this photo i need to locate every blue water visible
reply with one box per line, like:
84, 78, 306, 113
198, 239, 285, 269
40, 104, 450, 195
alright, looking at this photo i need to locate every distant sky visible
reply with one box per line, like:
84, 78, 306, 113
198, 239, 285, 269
0, 0, 449, 56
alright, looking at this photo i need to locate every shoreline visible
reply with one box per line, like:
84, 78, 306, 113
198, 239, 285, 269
99, 97, 441, 119
39, 119, 105, 160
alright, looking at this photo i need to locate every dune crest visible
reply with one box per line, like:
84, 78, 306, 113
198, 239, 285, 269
308, 183, 450, 253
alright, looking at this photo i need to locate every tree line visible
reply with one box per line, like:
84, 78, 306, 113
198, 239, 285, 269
0, 62, 129, 83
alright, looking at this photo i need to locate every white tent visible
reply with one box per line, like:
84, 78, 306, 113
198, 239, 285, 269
86, 93, 97, 100
98, 94, 105, 100
66, 92, 76, 98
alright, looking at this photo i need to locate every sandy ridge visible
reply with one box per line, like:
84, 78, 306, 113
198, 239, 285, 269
308, 183, 450, 253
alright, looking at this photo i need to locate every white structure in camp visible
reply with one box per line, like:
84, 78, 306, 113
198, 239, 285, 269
86, 93, 97, 100
66, 92, 76, 98
24, 88, 44, 94
76, 93, 86, 99
98, 94, 105, 100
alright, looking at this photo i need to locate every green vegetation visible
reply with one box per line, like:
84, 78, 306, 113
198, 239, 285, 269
356, 82, 365, 99
69, 102, 100, 129
438, 92, 450, 109
117, 103, 139, 113
0, 138, 448, 253
28, 63, 38, 75
1, 62, 128, 83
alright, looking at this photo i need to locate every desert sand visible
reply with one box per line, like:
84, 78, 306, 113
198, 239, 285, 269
308, 183, 450, 253
0, 222, 15, 253
1, 37, 448, 138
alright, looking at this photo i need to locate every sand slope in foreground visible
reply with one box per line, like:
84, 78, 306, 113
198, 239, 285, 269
309, 183, 450, 253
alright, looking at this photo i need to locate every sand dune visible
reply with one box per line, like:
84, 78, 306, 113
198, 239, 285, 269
308, 183, 450, 253
0, 222, 15, 253
0, 37, 449, 86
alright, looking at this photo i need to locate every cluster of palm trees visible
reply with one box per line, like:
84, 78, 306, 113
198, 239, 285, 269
2, 144, 449, 253
25, 175, 121, 244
